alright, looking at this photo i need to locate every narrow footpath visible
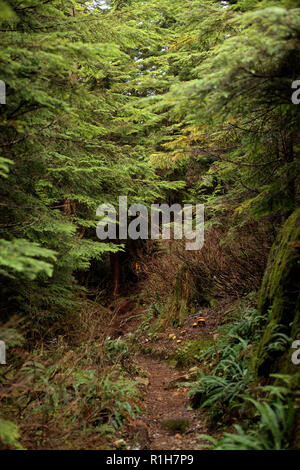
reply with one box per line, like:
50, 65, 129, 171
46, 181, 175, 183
135, 354, 207, 450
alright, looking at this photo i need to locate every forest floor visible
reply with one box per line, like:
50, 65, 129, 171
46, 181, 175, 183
132, 354, 206, 450
110, 301, 226, 450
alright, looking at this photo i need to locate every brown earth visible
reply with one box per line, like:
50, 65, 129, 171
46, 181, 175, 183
133, 354, 208, 450
112, 302, 227, 450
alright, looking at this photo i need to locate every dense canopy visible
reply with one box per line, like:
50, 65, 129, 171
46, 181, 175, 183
0, 0, 299, 451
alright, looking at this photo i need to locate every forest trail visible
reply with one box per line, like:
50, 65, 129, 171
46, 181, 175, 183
134, 354, 206, 450
1, 0, 298, 452
112, 303, 223, 450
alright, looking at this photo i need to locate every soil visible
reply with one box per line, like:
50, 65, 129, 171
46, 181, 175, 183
112, 302, 227, 450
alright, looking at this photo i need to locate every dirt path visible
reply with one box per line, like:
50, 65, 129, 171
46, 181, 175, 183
134, 355, 207, 450
112, 301, 225, 450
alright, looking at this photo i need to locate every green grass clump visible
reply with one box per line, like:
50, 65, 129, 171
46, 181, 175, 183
162, 418, 190, 433
174, 339, 213, 368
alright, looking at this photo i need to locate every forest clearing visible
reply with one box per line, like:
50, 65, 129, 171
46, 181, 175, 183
0, 0, 299, 454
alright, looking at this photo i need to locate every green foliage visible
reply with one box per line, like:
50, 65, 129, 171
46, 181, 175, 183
188, 305, 264, 419
0, 327, 24, 349
0, 417, 23, 450
104, 336, 129, 364
0, 0, 178, 326
0, 0, 299, 451
0, 239, 56, 280
189, 338, 253, 417
149, 300, 164, 318
148, 1, 300, 226
191, 303, 298, 449
100, 371, 141, 429
174, 338, 213, 368
200, 384, 296, 450
256, 209, 300, 376
18, 357, 141, 432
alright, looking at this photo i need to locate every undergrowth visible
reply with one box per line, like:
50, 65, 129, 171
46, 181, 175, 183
0, 303, 142, 449
188, 303, 298, 449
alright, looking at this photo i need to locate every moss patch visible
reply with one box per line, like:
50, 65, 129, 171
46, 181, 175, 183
152, 266, 197, 331
173, 338, 213, 368
255, 208, 300, 377
162, 418, 190, 433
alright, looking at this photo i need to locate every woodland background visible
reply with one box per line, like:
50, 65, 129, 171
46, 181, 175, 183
0, 0, 299, 450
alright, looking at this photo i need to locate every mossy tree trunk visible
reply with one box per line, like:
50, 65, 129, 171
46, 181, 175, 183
255, 209, 300, 448
255, 208, 300, 378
